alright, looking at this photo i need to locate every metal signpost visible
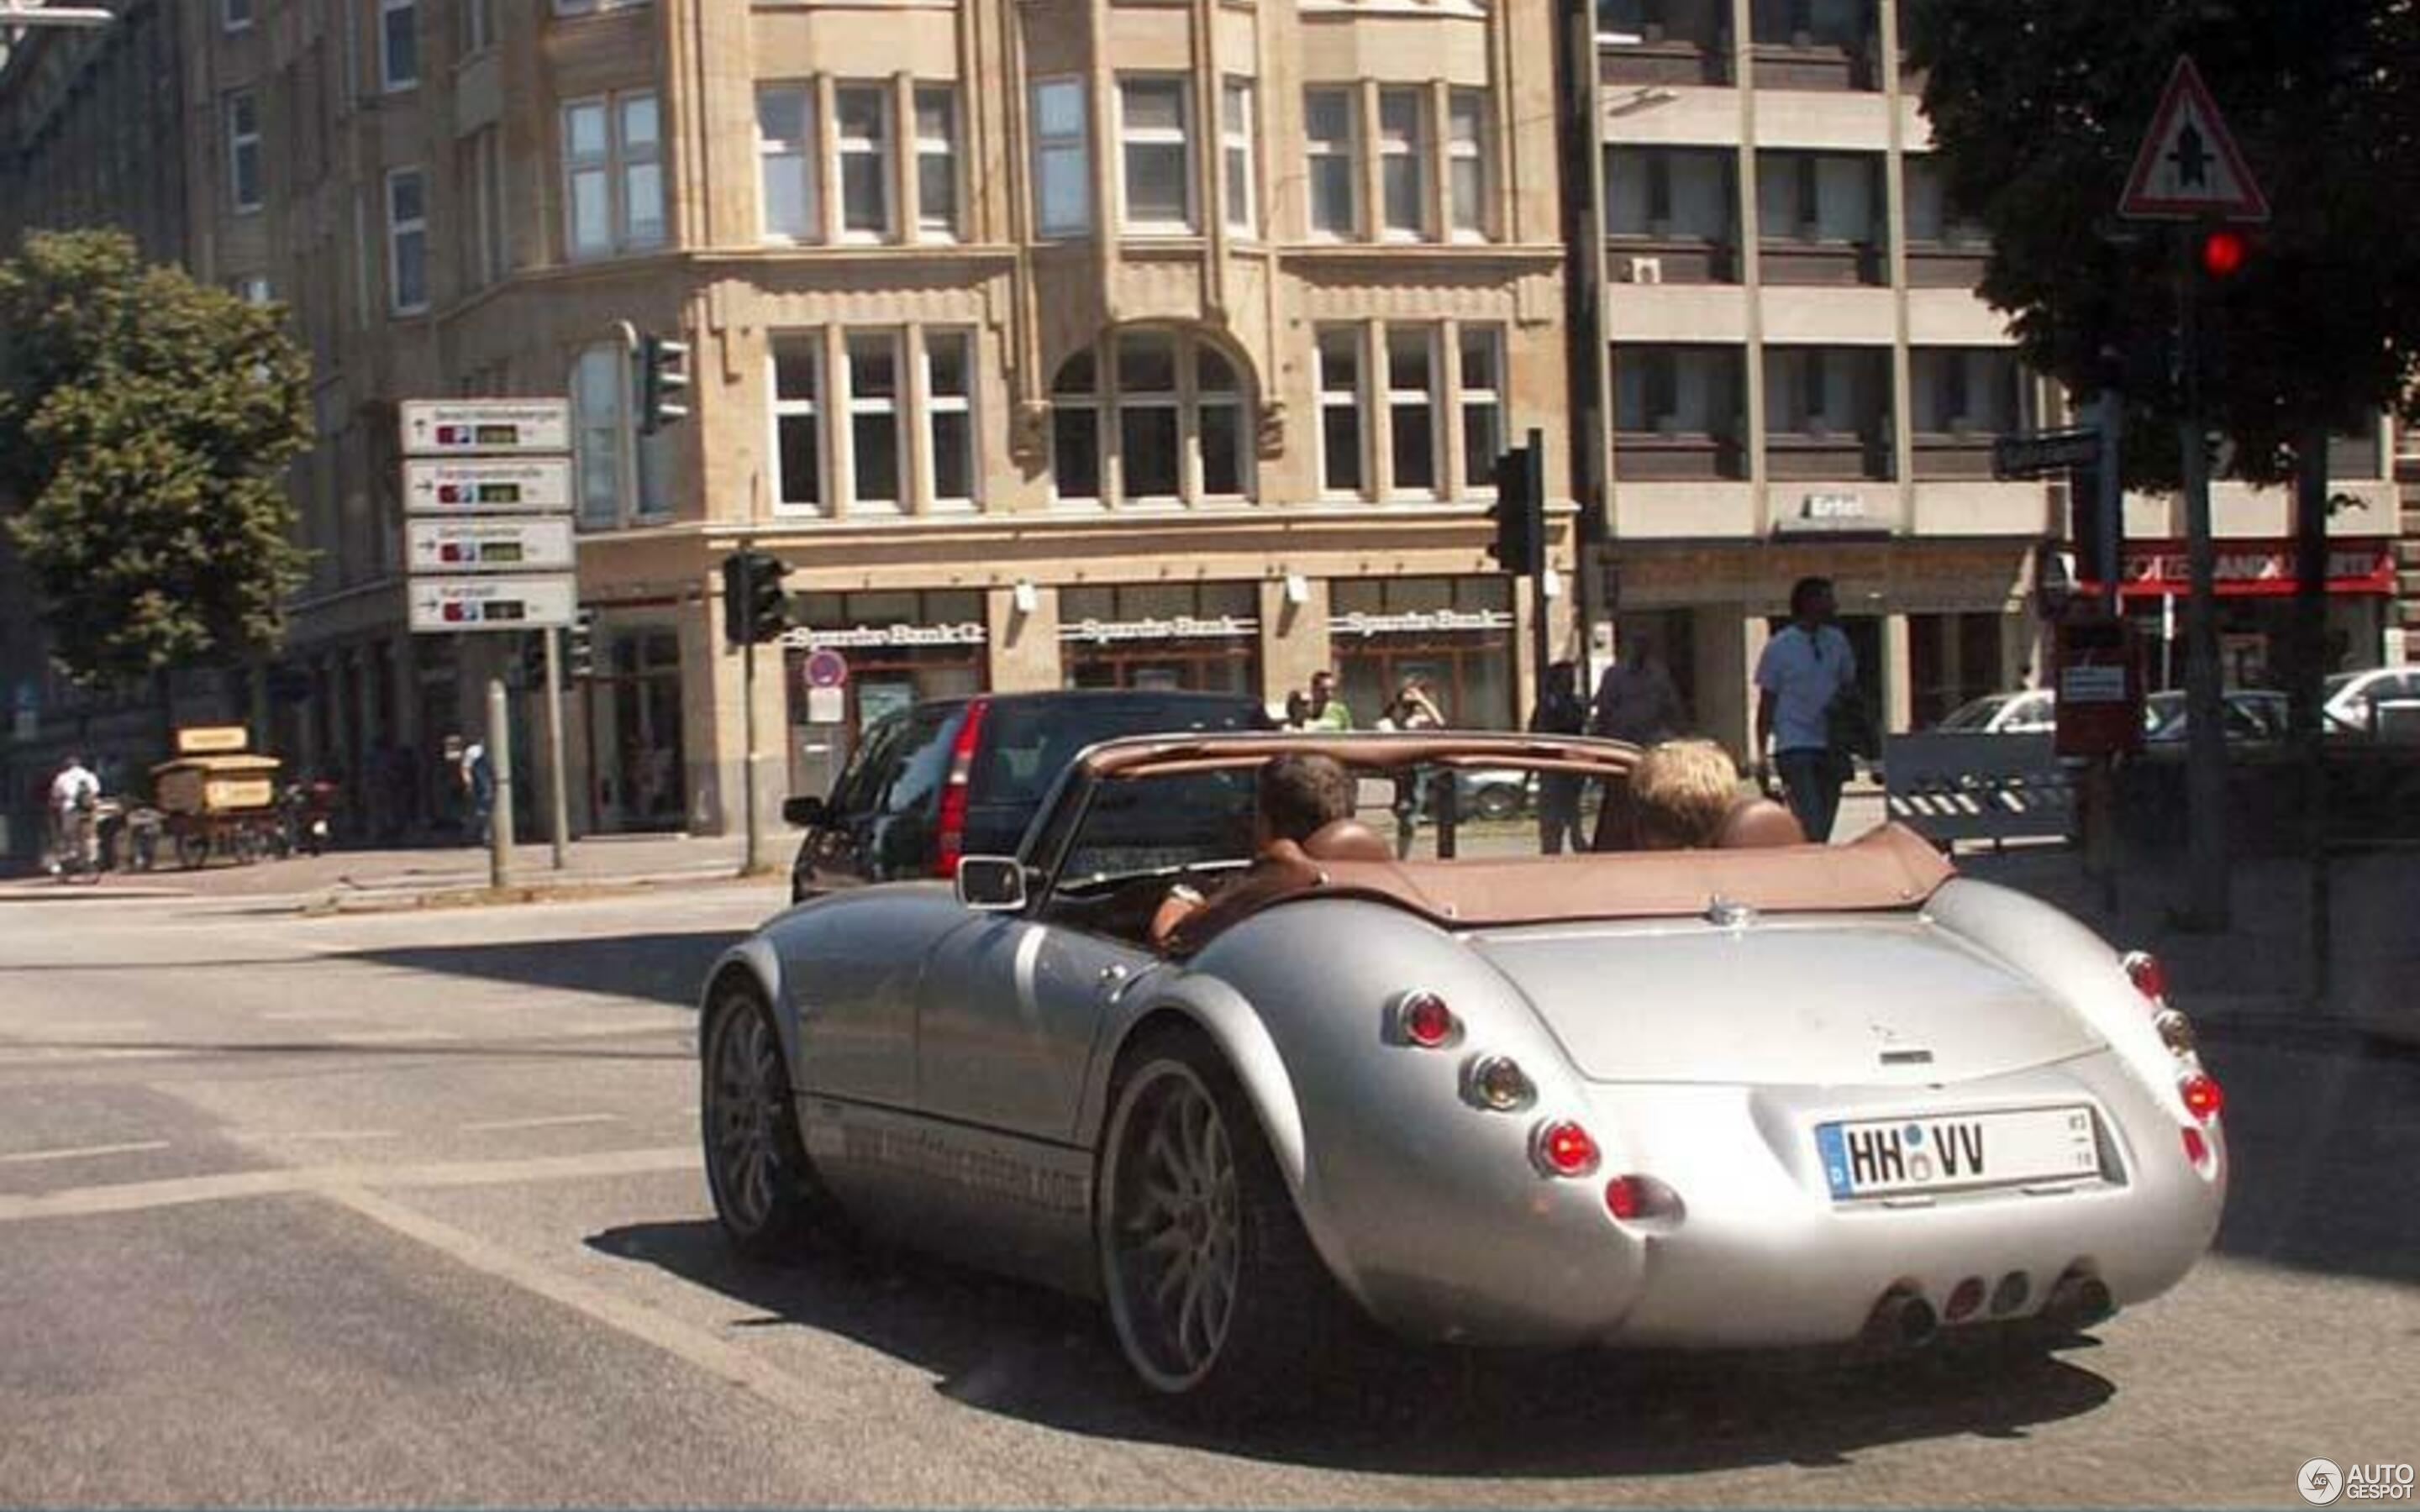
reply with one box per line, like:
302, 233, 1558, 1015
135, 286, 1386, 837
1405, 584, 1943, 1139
401, 398, 576, 879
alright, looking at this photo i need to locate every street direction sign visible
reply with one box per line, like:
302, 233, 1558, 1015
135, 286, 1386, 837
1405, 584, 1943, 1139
408, 574, 579, 633
403, 457, 575, 516
2119, 56, 2270, 223
407, 517, 576, 575
1993, 427, 2102, 479
399, 399, 574, 457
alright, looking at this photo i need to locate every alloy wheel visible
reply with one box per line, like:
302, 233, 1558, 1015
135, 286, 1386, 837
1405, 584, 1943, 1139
1104, 1063, 1243, 1390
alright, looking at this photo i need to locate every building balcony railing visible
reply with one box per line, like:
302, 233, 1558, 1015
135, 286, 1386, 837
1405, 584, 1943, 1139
1612, 428, 1749, 481
1766, 429, 1895, 481
1758, 239, 1886, 286
1606, 236, 1741, 285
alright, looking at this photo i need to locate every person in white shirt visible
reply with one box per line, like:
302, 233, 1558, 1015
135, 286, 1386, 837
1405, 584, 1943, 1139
49, 754, 100, 874
1754, 577, 1855, 844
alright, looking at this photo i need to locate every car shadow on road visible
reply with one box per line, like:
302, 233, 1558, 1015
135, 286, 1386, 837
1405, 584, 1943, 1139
587, 1218, 2115, 1474
350, 932, 744, 1009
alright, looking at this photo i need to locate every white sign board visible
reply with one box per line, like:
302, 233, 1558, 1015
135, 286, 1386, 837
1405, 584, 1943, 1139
403, 457, 575, 516
2118, 56, 2270, 222
407, 517, 576, 575
409, 574, 579, 633
399, 399, 574, 457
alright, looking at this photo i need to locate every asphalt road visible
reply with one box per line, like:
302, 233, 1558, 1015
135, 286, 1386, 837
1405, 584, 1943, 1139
0, 885, 2413, 1508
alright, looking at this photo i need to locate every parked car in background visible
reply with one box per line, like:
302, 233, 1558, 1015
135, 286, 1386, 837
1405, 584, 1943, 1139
1936, 690, 2056, 735
2142, 690, 2291, 745
783, 690, 1266, 903
2321, 667, 2420, 736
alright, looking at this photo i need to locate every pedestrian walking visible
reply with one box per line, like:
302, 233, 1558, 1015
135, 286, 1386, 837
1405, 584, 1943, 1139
1590, 632, 1686, 747
1302, 669, 1354, 732
457, 735, 495, 846
1376, 675, 1444, 858
1529, 660, 1589, 854
48, 753, 100, 878
1754, 575, 1857, 845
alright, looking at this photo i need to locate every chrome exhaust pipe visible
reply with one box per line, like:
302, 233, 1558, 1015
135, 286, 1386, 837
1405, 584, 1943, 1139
1864, 1286, 1939, 1352
2042, 1270, 2115, 1329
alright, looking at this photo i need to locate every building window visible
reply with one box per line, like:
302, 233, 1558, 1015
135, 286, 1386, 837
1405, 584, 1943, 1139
461, 0, 496, 53
914, 87, 960, 240
224, 0, 253, 32
756, 85, 818, 243
385, 168, 428, 315
553, 0, 650, 13
833, 86, 891, 241
771, 336, 823, 513
1221, 79, 1255, 236
1049, 329, 1256, 509
379, 0, 418, 92
1386, 328, 1439, 495
1459, 327, 1502, 490
846, 332, 902, 509
1448, 90, 1489, 239
1756, 150, 1881, 244
1118, 77, 1195, 234
924, 331, 975, 507
1910, 348, 2021, 435
564, 91, 665, 260
574, 344, 625, 528
1032, 78, 1092, 238
466, 127, 506, 286
234, 276, 273, 306
226, 91, 262, 213
1304, 88, 1357, 238
1318, 327, 1364, 494
1378, 88, 1428, 239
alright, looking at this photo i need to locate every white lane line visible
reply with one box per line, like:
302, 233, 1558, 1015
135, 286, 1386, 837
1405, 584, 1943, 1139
459, 1114, 623, 1135
0, 1140, 171, 1166
0, 1145, 694, 1223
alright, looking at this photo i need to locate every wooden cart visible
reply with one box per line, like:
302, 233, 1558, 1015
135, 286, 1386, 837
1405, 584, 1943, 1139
150, 752, 285, 869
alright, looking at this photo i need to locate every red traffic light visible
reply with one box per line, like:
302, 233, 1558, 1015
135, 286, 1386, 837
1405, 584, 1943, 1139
2198, 228, 2247, 279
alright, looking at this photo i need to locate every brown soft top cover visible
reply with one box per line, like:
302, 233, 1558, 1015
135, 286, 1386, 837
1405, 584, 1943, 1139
1302, 822, 1953, 929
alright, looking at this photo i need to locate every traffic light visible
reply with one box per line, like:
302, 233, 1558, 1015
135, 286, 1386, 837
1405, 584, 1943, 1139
2196, 226, 2248, 282
567, 608, 597, 680
517, 632, 547, 691
1486, 446, 1543, 575
637, 333, 692, 434
721, 549, 789, 647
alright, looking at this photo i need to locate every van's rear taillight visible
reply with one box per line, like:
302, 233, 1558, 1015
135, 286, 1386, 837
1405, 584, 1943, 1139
934, 698, 989, 878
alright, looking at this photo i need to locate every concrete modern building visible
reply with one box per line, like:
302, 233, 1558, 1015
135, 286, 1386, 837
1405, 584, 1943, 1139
1582, 0, 2402, 753
3, 0, 1580, 843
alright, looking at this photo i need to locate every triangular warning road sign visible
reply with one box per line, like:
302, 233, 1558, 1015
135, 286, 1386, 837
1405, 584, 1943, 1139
2119, 56, 2270, 222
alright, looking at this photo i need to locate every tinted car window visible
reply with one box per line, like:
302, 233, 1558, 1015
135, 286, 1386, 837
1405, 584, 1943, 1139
970, 696, 1263, 808
829, 712, 909, 816
880, 706, 960, 817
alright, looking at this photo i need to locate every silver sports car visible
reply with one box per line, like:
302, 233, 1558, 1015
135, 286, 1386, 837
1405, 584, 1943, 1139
699, 732, 2226, 1414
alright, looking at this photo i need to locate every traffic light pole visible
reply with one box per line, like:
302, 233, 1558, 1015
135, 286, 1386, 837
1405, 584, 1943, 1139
1526, 428, 1552, 722
2175, 232, 2229, 931
543, 626, 569, 870
739, 540, 764, 879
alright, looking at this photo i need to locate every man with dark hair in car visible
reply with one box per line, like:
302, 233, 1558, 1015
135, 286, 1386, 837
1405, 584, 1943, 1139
1150, 753, 1356, 952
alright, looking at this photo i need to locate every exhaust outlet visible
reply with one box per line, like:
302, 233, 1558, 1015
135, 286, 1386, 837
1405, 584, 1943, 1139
1864, 1286, 1939, 1352
2043, 1269, 2115, 1330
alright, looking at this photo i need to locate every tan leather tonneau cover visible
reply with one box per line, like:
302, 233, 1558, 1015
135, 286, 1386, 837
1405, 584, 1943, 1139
1307, 822, 1953, 927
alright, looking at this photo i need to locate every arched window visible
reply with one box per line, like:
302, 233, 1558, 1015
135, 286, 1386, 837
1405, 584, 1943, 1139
1050, 328, 1255, 507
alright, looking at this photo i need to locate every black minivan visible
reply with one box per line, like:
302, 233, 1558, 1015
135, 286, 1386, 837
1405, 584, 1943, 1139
782, 690, 1267, 903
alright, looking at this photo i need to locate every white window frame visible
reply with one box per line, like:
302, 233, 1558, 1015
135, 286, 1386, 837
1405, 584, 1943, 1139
833, 84, 893, 243
384, 166, 429, 316
844, 330, 904, 512
226, 90, 262, 214
1114, 330, 1184, 504
1383, 326, 1441, 497
461, 0, 495, 53
378, 0, 418, 93
755, 83, 819, 244
1304, 87, 1358, 239
1031, 76, 1092, 239
1457, 324, 1504, 494
1221, 78, 1256, 237
1448, 89, 1490, 241
769, 334, 827, 517
1196, 344, 1250, 501
1317, 325, 1366, 498
922, 328, 976, 511
913, 85, 960, 242
562, 90, 664, 260
1377, 87, 1428, 241
618, 93, 666, 250
224, 0, 253, 33
1116, 76, 1197, 236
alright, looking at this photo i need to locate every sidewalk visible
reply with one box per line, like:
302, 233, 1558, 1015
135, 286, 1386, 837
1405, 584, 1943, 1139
0, 830, 766, 910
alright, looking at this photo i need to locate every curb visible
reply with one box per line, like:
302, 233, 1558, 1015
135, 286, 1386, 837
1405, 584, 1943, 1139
297, 868, 779, 916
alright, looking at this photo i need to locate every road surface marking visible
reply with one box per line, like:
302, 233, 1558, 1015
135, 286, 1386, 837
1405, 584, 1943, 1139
0, 1146, 693, 1224
460, 1114, 623, 1134
268, 1130, 404, 1143
0, 1140, 171, 1166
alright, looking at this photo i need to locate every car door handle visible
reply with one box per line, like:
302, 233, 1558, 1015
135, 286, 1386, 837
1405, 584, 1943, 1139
1098, 964, 1129, 986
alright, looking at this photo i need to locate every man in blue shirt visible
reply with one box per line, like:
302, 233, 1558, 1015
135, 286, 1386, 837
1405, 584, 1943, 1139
1754, 576, 1855, 844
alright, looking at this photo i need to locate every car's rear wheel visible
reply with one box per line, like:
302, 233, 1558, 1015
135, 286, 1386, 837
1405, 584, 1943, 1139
1469, 783, 1521, 822
702, 979, 833, 1258
1097, 1030, 1355, 1417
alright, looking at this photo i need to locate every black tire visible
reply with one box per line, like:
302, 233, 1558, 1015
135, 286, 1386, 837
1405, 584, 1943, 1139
1097, 1029, 1360, 1420
1470, 784, 1521, 822
700, 978, 835, 1259
176, 832, 209, 870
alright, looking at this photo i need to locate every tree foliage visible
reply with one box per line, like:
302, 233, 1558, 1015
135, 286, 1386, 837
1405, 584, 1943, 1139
0, 228, 311, 689
1905, 0, 2420, 486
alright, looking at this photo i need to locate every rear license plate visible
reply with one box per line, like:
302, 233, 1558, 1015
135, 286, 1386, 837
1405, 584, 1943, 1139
1817, 1105, 2100, 1199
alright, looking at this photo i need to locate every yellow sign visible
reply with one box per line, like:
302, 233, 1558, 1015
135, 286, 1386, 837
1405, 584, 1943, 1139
173, 725, 252, 755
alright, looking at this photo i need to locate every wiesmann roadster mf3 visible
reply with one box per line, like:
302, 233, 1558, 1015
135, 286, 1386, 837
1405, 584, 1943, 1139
700, 732, 2224, 1414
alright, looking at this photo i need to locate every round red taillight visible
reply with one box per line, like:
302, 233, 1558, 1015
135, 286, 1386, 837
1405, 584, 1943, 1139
2123, 951, 2168, 1004
1534, 1120, 1600, 1178
2179, 1071, 2224, 1122
1605, 1174, 1643, 1219
1398, 991, 1457, 1049
2181, 1125, 2210, 1167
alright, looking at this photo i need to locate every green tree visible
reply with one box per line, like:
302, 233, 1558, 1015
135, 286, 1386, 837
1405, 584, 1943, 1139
0, 228, 311, 690
1904, 0, 2420, 486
